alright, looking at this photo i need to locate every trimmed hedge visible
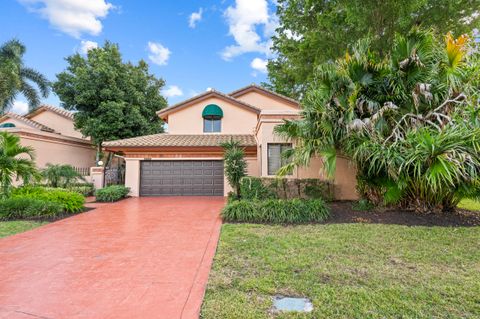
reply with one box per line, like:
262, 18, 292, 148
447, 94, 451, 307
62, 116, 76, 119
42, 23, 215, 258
221, 199, 330, 224
95, 185, 130, 202
0, 197, 63, 220
240, 177, 334, 201
12, 186, 85, 213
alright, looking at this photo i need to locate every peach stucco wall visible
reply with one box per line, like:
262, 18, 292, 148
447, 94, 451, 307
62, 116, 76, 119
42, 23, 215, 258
19, 135, 96, 169
334, 156, 359, 200
125, 159, 141, 197
234, 91, 298, 111
166, 97, 258, 134
30, 111, 84, 139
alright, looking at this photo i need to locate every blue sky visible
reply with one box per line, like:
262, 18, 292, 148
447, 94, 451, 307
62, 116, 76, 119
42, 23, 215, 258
1, 0, 278, 114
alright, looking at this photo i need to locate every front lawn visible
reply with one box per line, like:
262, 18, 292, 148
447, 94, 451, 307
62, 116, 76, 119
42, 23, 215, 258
201, 223, 480, 318
0, 221, 47, 238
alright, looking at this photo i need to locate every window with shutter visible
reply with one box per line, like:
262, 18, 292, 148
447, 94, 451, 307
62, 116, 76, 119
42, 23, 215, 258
267, 143, 292, 175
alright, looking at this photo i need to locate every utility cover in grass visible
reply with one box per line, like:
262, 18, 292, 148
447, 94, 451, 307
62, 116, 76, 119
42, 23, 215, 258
273, 296, 313, 312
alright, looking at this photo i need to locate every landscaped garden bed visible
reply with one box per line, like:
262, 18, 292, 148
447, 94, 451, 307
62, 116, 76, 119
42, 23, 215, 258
329, 201, 480, 227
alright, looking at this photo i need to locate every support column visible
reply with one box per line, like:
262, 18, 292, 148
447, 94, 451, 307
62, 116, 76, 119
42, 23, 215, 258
90, 166, 104, 190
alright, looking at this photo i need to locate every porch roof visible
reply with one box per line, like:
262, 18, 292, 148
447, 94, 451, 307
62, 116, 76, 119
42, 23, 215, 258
103, 134, 256, 149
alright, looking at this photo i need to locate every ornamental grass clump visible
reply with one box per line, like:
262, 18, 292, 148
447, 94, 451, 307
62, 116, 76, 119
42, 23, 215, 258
221, 199, 330, 224
0, 197, 63, 220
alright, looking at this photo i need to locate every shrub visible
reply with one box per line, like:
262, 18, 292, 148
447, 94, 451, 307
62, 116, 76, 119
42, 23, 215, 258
12, 186, 85, 213
352, 199, 375, 211
0, 197, 63, 220
221, 198, 330, 224
240, 177, 277, 200
95, 185, 130, 202
66, 183, 95, 196
240, 177, 334, 200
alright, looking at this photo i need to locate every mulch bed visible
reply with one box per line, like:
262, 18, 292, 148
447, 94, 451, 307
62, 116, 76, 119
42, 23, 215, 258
328, 201, 480, 227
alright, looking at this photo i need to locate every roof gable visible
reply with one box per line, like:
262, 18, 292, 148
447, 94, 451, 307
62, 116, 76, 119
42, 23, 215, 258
25, 105, 74, 121
229, 84, 299, 109
0, 113, 54, 132
157, 90, 261, 120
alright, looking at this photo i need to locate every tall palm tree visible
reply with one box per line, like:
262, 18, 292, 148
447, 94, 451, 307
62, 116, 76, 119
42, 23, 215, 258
0, 39, 50, 113
0, 131, 38, 197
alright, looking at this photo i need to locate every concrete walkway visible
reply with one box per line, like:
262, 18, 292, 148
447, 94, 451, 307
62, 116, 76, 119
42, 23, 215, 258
0, 197, 225, 319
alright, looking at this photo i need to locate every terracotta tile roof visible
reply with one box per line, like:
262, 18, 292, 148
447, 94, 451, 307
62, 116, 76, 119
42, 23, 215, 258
26, 105, 74, 120
103, 134, 256, 148
0, 112, 55, 132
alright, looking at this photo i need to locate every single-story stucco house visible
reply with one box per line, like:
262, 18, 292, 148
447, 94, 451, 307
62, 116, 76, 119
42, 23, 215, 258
0, 105, 96, 172
103, 84, 358, 199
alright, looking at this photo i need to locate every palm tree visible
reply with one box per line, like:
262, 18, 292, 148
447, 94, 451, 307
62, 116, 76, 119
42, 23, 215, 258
0, 39, 50, 113
221, 140, 247, 199
0, 131, 39, 197
41, 163, 84, 188
276, 28, 480, 211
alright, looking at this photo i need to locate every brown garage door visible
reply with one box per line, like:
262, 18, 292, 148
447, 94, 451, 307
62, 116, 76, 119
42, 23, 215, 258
140, 160, 224, 196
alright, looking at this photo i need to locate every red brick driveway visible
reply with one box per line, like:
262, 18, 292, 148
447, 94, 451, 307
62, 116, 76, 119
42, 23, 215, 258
0, 197, 225, 319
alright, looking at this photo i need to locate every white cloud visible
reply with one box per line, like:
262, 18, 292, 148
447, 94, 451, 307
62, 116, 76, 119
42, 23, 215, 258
250, 57, 268, 74
221, 0, 277, 60
18, 0, 114, 38
147, 42, 171, 66
189, 8, 203, 28
11, 100, 29, 115
79, 40, 98, 54
162, 85, 183, 98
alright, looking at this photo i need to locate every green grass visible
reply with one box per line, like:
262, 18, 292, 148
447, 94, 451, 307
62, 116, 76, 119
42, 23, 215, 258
0, 221, 47, 238
201, 223, 480, 318
458, 198, 480, 211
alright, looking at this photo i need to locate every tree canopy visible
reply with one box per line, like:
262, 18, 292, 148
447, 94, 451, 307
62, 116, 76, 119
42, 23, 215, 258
266, 0, 480, 100
0, 39, 50, 113
53, 42, 168, 160
276, 29, 480, 212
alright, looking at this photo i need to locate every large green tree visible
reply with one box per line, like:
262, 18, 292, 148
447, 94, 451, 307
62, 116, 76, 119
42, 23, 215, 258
0, 39, 50, 113
276, 29, 480, 212
267, 0, 480, 100
53, 42, 168, 161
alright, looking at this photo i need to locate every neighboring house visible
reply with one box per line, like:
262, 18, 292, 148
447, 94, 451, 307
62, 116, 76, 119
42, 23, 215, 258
103, 84, 357, 199
0, 105, 96, 171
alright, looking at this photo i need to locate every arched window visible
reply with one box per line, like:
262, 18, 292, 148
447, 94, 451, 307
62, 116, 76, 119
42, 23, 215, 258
202, 104, 223, 133
0, 123, 16, 128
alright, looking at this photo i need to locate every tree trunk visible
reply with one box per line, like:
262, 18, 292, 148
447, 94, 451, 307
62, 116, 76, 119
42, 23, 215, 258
95, 144, 101, 164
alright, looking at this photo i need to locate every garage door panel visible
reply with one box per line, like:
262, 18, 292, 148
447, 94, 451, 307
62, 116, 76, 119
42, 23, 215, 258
140, 160, 224, 196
